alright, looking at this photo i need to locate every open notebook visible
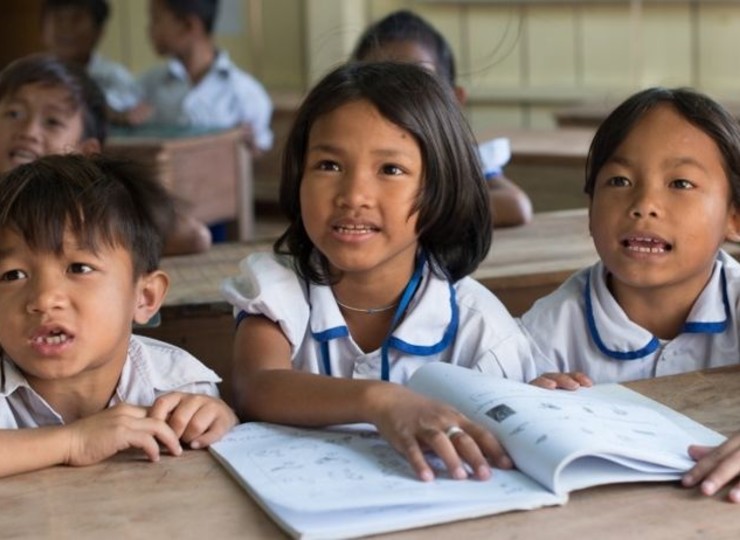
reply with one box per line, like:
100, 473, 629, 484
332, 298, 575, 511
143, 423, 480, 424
210, 364, 725, 540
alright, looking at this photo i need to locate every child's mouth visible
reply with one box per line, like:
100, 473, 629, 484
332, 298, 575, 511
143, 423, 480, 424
622, 236, 672, 253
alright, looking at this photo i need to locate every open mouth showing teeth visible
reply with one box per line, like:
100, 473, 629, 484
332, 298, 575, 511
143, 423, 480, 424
10, 149, 36, 161
622, 237, 672, 253
334, 224, 378, 234
33, 331, 71, 345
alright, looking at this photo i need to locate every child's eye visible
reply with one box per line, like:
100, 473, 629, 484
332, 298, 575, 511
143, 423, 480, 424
670, 178, 695, 190
316, 160, 340, 172
68, 263, 94, 274
45, 117, 66, 129
380, 164, 404, 176
0, 269, 27, 282
1, 108, 22, 120
606, 176, 631, 187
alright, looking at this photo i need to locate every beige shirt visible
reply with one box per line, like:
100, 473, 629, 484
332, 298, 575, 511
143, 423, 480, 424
0, 335, 221, 428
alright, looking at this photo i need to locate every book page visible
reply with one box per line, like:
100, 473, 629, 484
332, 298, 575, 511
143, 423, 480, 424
408, 364, 710, 494
210, 422, 565, 540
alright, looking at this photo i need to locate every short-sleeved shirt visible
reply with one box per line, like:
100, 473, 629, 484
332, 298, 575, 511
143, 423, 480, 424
221, 252, 541, 383
0, 335, 221, 428
138, 50, 273, 152
519, 250, 740, 383
478, 137, 511, 179
87, 53, 142, 112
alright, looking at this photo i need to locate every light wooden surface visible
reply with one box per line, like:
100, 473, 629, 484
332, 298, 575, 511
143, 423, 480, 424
107, 127, 255, 240
478, 128, 595, 211
556, 100, 740, 129
1, 366, 738, 540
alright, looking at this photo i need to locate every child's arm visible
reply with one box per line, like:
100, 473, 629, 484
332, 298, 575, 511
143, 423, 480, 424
233, 316, 512, 482
487, 175, 533, 227
530, 371, 594, 390
682, 435, 740, 502
0, 404, 182, 478
148, 393, 238, 449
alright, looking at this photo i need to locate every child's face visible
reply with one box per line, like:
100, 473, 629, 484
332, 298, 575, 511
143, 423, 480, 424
148, 0, 191, 56
42, 6, 101, 65
0, 226, 152, 387
0, 83, 87, 174
589, 103, 740, 299
300, 99, 422, 279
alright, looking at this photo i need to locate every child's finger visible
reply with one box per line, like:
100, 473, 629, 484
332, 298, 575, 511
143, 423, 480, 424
572, 372, 594, 387
422, 428, 470, 480
395, 438, 435, 482
683, 442, 740, 491
529, 376, 557, 389
464, 422, 512, 470
148, 393, 182, 421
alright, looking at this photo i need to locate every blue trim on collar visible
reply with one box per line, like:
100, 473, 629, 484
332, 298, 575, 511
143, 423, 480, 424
584, 273, 660, 360
387, 281, 458, 356
682, 267, 729, 334
313, 326, 350, 342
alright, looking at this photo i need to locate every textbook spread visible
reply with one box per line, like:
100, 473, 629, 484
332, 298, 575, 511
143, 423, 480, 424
209, 364, 725, 540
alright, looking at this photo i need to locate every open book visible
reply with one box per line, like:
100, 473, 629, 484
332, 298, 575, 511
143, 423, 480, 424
209, 364, 725, 540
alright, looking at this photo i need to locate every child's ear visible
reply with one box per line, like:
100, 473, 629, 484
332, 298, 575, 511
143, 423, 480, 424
454, 85, 467, 107
133, 270, 170, 325
78, 137, 101, 156
726, 206, 740, 243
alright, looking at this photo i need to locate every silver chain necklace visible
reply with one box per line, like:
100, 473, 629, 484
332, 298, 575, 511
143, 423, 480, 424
335, 299, 399, 315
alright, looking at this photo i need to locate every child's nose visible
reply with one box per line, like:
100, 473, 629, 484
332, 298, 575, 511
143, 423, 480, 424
336, 168, 373, 208
16, 117, 41, 140
629, 186, 660, 218
26, 277, 67, 314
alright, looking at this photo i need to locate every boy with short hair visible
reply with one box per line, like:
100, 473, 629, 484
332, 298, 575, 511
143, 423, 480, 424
0, 53, 212, 255
139, 0, 273, 154
0, 153, 237, 478
41, 0, 144, 118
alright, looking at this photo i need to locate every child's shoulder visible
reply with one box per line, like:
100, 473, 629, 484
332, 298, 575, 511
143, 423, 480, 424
127, 335, 220, 391
520, 262, 595, 325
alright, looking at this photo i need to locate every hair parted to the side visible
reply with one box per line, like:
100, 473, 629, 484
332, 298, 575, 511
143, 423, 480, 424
275, 61, 491, 284
161, 0, 220, 34
351, 9, 456, 87
0, 53, 107, 144
42, 0, 111, 29
585, 86, 740, 207
0, 154, 175, 277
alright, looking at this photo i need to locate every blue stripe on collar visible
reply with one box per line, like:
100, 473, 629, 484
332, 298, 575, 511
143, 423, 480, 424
312, 326, 349, 342
387, 281, 458, 356
584, 273, 660, 361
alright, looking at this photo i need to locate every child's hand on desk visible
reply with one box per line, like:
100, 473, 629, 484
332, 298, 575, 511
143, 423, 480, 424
148, 393, 238, 449
529, 372, 593, 390
682, 435, 740, 502
366, 384, 512, 482
65, 403, 183, 466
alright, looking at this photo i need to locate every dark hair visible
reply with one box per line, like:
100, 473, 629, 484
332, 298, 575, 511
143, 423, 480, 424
585, 86, 740, 206
162, 0, 219, 34
42, 0, 110, 29
275, 61, 491, 284
0, 53, 108, 145
352, 9, 456, 87
0, 154, 175, 277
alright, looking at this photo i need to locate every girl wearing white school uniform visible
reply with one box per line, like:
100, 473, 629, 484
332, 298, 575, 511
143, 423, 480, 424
519, 87, 740, 503
221, 62, 543, 484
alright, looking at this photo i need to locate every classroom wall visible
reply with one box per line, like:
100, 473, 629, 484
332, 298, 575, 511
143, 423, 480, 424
98, 0, 740, 132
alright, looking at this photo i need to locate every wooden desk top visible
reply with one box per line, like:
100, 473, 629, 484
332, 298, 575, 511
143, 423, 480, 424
2, 366, 737, 539
478, 128, 595, 166
159, 209, 599, 309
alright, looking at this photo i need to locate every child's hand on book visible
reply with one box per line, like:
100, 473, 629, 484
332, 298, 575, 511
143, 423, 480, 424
682, 435, 740, 502
529, 372, 593, 390
367, 385, 512, 482
64, 403, 183, 466
148, 392, 238, 449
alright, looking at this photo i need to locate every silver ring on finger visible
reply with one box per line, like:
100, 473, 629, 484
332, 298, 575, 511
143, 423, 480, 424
444, 425, 465, 440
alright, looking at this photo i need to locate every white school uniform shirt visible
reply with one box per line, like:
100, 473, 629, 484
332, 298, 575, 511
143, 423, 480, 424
519, 250, 740, 383
87, 53, 142, 112
138, 50, 274, 152
478, 137, 511, 179
221, 252, 540, 383
0, 335, 221, 428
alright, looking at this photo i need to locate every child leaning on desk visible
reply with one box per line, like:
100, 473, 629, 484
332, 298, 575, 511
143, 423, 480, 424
134, 0, 273, 155
221, 61, 548, 483
351, 9, 532, 228
0, 154, 236, 478
518, 87, 740, 502
0, 53, 212, 255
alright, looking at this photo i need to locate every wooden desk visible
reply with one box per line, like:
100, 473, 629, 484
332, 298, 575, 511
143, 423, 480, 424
2, 366, 738, 539
107, 126, 254, 240
478, 128, 595, 211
